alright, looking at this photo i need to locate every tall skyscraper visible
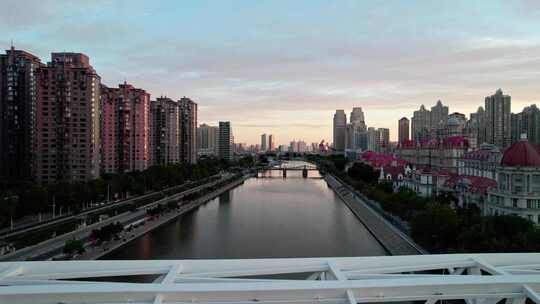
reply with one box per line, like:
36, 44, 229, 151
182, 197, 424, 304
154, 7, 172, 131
218, 121, 232, 160
101, 82, 150, 173
511, 104, 540, 145
333, 110, 347, 151
378, 128, 390, 151
261, 133, 267, 151
485, 89, 511, 148
367, 127, 380, 152
398, 117, 410, 144
346, 107, 367, 151
197, 124, 219, 157
469, 106, 486, 145
350, 107, 365, 125
411, 105, 430, 142
150, 97, 180, 165
268, 134, 275, 151
0, 46, 43, 181
179, 97, 197, 164
34, 53, 101, 183
430, 100, 449, 138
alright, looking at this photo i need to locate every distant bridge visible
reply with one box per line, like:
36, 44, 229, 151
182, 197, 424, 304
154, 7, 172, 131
2, 254, 540, 304
257, 164, 319, 177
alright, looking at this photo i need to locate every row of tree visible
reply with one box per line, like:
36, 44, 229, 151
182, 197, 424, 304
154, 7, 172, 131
0, 157, 255, 228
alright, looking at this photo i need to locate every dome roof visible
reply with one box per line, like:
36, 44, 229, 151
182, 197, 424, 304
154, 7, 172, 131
447, 116, 460, 126
501, 139, 540, 167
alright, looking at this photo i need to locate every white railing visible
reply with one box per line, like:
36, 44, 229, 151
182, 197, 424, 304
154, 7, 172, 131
2, 253, 540, 304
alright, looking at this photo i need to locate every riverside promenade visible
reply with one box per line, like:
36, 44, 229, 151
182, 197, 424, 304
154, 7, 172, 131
77, 175, 250, 260
0, 174, 249, 261
325, 174, 426, 255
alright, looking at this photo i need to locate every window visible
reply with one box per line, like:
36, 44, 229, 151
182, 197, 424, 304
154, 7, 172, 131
512, 174, 524, 193
499, 173, 507, 190
532, 175, 540, 193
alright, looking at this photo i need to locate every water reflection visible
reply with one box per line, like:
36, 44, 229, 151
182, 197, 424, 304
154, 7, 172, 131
104, 163, 387, 260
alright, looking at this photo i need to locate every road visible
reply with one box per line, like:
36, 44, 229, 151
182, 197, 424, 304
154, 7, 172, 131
0, 175, 222, 239
0, 174, 235, 261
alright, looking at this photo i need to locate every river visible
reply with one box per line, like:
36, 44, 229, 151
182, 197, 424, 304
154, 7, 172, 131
104, 162, 387, 259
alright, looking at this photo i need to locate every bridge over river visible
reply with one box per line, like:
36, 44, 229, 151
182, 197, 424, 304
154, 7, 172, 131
256, 162, 319, 177
1, 253, 540, 304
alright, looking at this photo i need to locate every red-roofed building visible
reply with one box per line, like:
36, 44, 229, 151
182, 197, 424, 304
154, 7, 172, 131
378, 162, 410, 190
486, 136, 540, 223
360, 151, 407, 169
458, 143, 502, 180
395, 136, 470, 174
442, 175, 497, 208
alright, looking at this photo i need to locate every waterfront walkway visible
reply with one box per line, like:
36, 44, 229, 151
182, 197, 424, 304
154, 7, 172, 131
76, 176, 249, 260
325, 174, 425, 255
0, 174, 247, 261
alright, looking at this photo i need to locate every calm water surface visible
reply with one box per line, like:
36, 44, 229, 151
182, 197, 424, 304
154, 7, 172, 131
104, 163, 387, 259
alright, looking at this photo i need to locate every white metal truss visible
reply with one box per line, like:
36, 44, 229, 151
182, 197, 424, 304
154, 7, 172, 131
2, 253, 540, 304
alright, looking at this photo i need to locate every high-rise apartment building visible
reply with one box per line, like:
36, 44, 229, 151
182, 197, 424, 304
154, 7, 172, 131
346, 107, 367, 151
218, 121, 232, 160
398, 117, 410, 144
469, 106, 486, 146
34, 53, 101, 183
378, 128, 390, 151
101, 82, 150, 174
485, 89, 511, 148
197, 123, 219, 157
511, 104, 540, 145
261, 133, 267, 152
0, 46, 43, 181
367, 127, 380, 152
268, 134, 275, 151
179, 97, 197, 164
150, 97, 180, 165
350, 107, 365, 125
333, 110, 347, 151
411, 105, 430, 142
430, 100, 449, 138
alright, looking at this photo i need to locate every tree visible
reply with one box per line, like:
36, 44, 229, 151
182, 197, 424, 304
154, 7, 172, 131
411, 203, 460, 252
63, 239, 85, 256
347, 162, 378, 184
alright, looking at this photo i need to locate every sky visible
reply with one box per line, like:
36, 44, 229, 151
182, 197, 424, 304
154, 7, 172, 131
2, 0, 540, 145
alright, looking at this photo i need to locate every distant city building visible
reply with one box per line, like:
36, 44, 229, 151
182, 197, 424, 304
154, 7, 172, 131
34, 53, 101, 183
268, 134, 275, 151
261, 133, 267, 152
0, 46, 43, 181
430, 100, 449, 139
179, 97, 197, 164
378, 128, 390, 152
367, 127, 380, 152
333, 110, 347, 152
485, 89, 511, 148
511, 104, 540, 146
150, 97, 180, 165
411, 105, 430, 142
289, 140, 296, 152
218, 121, 232, 160
445, 112, 467, 137
101, 82, 150, 174
197, 123, 218, 157
398, 117, 410, 145
350, 107, 365, 125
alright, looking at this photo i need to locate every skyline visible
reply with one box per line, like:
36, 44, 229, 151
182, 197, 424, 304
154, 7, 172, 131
3, 1, 540, 144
